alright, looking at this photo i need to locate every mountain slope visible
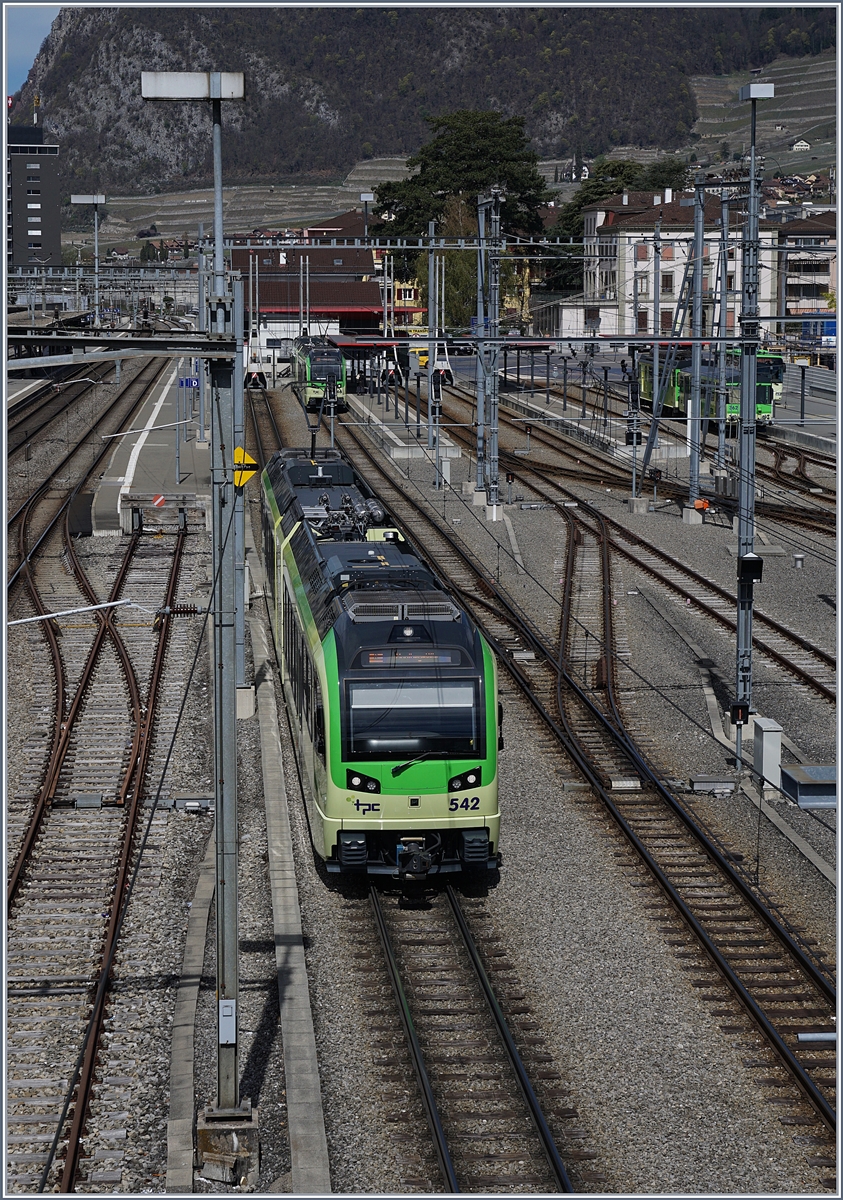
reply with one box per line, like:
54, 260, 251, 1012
11, 6, 835, 196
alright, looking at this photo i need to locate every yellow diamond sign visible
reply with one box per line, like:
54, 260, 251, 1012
233, 445, 258, 488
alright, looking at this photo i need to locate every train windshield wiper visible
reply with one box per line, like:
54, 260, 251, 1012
391, 751, 451, 778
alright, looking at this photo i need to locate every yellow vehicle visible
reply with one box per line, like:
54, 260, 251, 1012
408, 345, 429, 369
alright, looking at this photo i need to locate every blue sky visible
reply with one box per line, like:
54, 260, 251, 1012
6, 5, 61, 94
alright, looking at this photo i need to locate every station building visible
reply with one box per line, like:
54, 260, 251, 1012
232, 212, 425, 358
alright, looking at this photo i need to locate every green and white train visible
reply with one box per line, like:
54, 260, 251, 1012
638, 349, 784, 424
261, 447, 501, 879
291, 333, 348, 414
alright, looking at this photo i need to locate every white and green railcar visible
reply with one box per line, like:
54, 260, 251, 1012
261, 447, 501, 880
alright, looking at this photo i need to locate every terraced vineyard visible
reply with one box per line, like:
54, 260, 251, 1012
100, 159, 413, 242
690, 48, 836, 172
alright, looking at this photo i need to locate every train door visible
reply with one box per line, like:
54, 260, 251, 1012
281, 571, 321, 839
312, 675, 327, 835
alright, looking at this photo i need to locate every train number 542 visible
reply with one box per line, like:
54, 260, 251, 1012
449, 796, 481, 811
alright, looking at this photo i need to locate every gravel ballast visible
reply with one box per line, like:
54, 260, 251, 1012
260, 399, 835, 1192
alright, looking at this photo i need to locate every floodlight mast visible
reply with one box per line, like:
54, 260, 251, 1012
70, 194, 106, 327
141, 69, 245, 1117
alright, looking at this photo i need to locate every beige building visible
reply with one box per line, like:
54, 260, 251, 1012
536, 189, 781, 341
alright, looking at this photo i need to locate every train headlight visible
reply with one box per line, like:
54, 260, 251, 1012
347, 769, 381, 794
448, 767, 481, 792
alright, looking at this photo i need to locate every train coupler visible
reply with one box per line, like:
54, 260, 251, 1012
396, 836, 435, 879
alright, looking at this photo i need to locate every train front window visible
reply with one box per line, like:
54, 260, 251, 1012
343, 679, 483, 761
311, 354, 342, 381
758, 361, 784, 384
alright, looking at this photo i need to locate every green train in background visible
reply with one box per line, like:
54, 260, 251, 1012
291, 332, 348, 414
638, 349, 783, 424
725, 348, 784, 422
261, 447, 501, 879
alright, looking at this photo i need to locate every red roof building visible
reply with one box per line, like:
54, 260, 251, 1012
231, 246, 375, 280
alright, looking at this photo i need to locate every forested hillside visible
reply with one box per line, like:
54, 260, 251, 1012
11, 6, 834, 196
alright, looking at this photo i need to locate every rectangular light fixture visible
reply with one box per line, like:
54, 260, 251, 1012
738, 83, 775, 101
70, 194, 106, 204
141, 71, 244, 101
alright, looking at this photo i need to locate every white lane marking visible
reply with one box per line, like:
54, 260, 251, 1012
118, 363, 179, 515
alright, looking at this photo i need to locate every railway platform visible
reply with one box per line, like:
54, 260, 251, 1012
770, 365, 837, 453
341, 381, 463, 462
91, 359, 210, 533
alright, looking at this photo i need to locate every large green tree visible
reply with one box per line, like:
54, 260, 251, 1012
410, 198, 519, 332
374, 111, 550, 240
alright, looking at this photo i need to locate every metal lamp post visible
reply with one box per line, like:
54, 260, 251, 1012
70, 194, 106, 327
733, 81, 774, 767
141, 69, 246, 1120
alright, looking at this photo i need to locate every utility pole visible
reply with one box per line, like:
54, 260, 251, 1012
209, 75, 241, 1117
234, 281, 247, 693
475, 199, 486, 491
733, 82, 774, 767
652, 217, 661, 447
486, 189, 502, 508
382, 249, 388, 338
360, 191, 373, 239
70, 194, 105, 328
427, 221, 435, 450
688, 174, 705, 502
716, 191, 729, 469
198, 222, 207, 442
142, 70, 248, 1132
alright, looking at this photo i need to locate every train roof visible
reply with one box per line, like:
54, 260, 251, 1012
264, 449, 476, 645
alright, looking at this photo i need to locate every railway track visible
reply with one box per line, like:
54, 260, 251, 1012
756, 443, 836, 509
8, 358, 167, 591
257, 397, 600, 1190
444, 381, 836, 535
333, 416, 836, 1158
436, 387, 836, 706
367, 885, 575, 1193
500, 370, 837, 501
6, 507, 191, 1191
8, 364, 114, 458
247, 385, 284, 468
525, 465, 836, 706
